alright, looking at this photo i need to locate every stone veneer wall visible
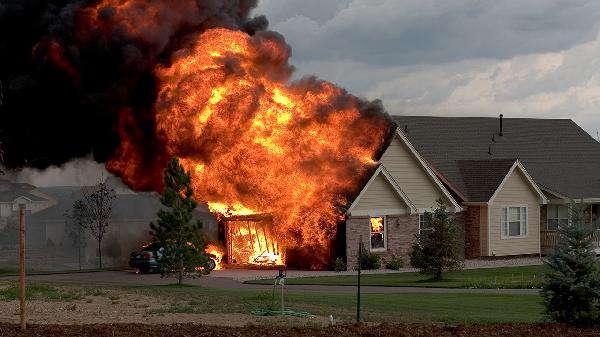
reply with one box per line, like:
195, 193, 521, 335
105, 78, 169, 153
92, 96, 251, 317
345, 214, 419, 269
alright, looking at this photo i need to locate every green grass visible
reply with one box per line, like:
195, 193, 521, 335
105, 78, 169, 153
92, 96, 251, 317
136, 283, 544, 324
0, 283, 81, 301
245, 265, 545, 289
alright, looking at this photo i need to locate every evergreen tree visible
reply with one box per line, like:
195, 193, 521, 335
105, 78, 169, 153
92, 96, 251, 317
542, 202, 600, 325
151, 158, 208, 285
410, 200, 464, 280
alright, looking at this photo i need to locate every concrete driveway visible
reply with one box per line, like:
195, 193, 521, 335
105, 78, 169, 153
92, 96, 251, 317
0, 270, 540, 295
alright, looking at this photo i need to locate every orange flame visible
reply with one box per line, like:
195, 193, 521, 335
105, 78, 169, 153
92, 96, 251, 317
204, 243, 224, 270
105, 21, 391, 267
370, 217, 384, 233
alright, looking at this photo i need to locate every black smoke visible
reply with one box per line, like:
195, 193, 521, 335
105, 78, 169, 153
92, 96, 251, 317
0, 0, 266, 170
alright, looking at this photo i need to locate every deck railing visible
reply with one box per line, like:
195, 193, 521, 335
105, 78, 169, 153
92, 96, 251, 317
541, 229, 600, 255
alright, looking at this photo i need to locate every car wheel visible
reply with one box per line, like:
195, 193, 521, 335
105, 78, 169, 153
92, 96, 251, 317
139, 267, 150, 274
206, 258, 216, 271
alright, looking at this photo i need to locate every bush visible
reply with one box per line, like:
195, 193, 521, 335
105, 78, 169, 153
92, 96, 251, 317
542, 202, 600, 326
359, 248, 381, 270
410, 200, 464, 279
332, 258, 347, 272
384, 254, 403, 270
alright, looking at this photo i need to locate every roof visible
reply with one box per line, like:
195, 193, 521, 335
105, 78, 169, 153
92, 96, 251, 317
0, 180, 53, 203
456, 159, 517, 202
394, 116, 600, 200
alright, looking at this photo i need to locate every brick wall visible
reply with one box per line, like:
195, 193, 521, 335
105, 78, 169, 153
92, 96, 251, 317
345, 214, 419, 269
462, 206, 481, 258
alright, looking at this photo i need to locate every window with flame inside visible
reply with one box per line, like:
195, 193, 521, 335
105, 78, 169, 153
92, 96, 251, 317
369, 216, 385, 250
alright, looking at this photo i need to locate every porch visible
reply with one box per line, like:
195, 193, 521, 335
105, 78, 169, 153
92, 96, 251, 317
540, 204, 600, 255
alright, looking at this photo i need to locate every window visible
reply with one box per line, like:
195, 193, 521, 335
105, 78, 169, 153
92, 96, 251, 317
547, 205, 568, 231
369, 216, 386, 250
501, 206, 527, 238
419, 212, 432, 235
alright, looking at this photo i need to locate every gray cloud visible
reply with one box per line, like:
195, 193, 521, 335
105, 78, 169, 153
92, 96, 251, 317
254, 0, 600, 138
259, 0, 600, 66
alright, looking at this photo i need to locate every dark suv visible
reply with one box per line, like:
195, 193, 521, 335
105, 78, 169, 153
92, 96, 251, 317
129, 242, 217, 274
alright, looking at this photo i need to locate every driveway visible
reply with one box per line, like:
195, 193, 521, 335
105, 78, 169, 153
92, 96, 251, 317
0, 270, 540, 295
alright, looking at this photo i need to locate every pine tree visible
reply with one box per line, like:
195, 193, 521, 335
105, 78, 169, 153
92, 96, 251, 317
410, 200, 464, 280
542, 202, 600, 325
151, 158, 208, 285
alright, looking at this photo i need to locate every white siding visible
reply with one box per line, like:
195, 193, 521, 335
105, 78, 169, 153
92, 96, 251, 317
380, 137, 451, 210
488, 169, 541, 256
353, 173, 409, 214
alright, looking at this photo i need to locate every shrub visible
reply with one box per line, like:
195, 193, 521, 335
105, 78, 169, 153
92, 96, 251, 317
384, 254, 403, 270
542, 202, 600, 326
359, 248, 381, 270
332, 258, 347, 272
410, 200, 464, 279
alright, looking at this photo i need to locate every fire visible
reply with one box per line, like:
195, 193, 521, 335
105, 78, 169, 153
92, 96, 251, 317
370, 217, 384, 233
204, 243, 224, 270
104, 16, 391, 267
225, 215, 284, 266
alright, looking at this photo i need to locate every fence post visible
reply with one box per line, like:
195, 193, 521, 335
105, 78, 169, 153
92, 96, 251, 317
357, 235, 362, 323
19, 204, 26, 331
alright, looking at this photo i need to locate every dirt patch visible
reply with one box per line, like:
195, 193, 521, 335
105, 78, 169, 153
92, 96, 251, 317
0, 287, 327, 327
0, 323, 599, 337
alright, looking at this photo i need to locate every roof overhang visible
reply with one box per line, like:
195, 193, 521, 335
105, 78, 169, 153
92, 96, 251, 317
488, 160, 548, 205
346, 164, 418, 216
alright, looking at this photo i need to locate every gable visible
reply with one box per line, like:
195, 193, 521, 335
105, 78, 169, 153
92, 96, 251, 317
381, 135, 454, 210
351, 173, 410, 215
493, 169, 541, 205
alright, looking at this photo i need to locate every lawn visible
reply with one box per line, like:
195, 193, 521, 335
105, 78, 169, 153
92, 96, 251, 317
136, 283, 544, 324
0, 279, 544, 324
245, 265, 545, 289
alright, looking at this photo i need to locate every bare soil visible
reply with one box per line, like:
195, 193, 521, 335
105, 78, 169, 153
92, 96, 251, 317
0, 287, 327, 327
1, 323, 599, 337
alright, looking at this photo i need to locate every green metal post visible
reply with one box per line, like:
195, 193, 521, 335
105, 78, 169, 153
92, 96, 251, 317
357, 236, 362, 323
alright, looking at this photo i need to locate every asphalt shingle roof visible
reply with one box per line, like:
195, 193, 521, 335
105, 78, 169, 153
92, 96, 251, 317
456, 159, 516, 202
393, 116, 600, 200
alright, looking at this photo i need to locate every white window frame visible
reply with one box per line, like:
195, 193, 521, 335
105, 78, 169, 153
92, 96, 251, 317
501, 205, 528, 239
546, 204, 569, 231
419, 213, 432, 235
369, 216, 387, 252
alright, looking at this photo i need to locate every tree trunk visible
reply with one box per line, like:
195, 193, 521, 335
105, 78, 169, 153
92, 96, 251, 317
98, 240, 102, 269
178, 254, 184, 285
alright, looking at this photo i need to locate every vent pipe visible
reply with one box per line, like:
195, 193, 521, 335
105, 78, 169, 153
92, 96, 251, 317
499, 114, 504, 136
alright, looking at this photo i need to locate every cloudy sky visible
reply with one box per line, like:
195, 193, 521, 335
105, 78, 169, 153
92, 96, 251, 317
255, 0, 600, 138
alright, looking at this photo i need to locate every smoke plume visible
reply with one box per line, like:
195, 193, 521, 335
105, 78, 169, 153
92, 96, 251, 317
0, 0, 266, 170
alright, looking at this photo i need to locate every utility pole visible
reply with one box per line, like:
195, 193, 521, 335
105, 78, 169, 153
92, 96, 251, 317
356, 236, 362, 323
19, 204, 26, 331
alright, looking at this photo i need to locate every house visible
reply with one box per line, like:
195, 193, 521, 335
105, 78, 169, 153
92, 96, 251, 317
0, 177, 219, 270
345, 115, 600, 266
0, 180, 57, 228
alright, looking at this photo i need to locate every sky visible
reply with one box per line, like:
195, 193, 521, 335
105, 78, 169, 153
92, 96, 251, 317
254, 0, 600, 139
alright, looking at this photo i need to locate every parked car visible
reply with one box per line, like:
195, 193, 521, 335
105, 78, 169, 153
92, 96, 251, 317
129, 242, 217, 274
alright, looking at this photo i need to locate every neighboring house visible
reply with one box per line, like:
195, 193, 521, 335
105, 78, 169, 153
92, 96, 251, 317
345, 115, 600, 266
0, 180, 57, 228
0, 177, 219, 270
